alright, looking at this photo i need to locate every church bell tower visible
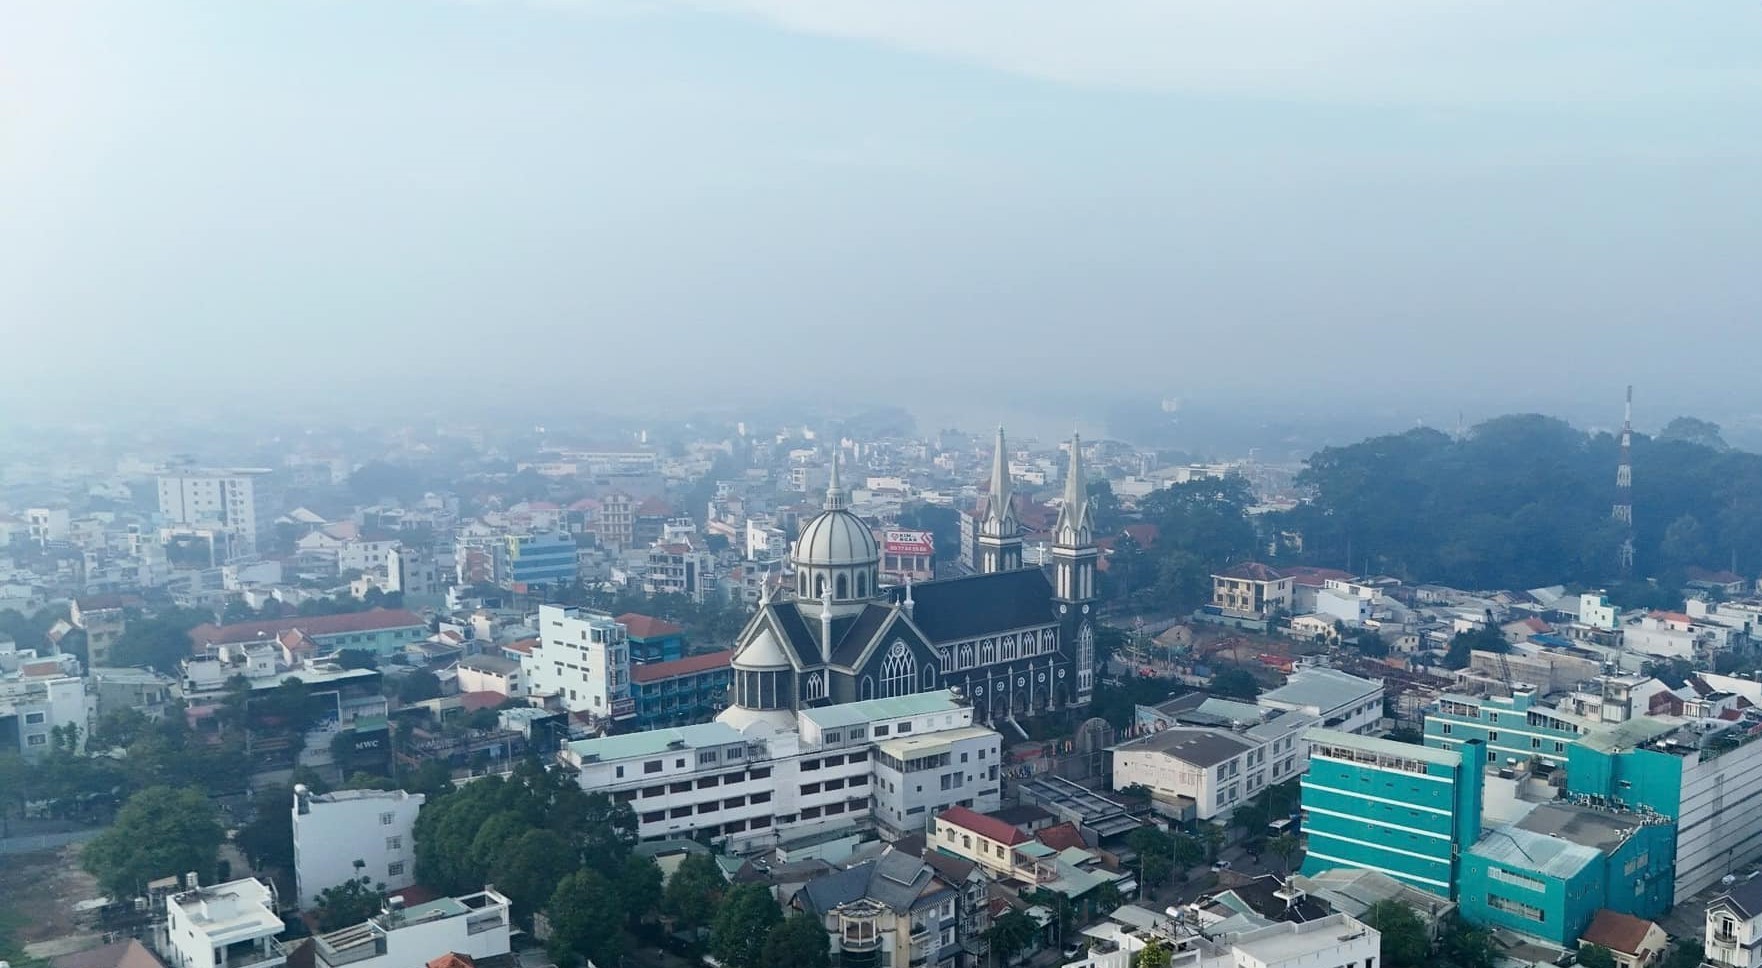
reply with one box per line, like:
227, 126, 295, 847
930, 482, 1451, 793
976, 426, 1023, 573
1052, 433, 1099, 703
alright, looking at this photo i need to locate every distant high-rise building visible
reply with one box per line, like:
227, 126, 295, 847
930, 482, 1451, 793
156, 468, 277, 560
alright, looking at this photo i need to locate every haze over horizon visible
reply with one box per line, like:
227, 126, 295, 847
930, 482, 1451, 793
5, 1, 1762, 432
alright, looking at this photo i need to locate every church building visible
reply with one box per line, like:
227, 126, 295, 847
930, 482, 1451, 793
718, 428, 1100, 733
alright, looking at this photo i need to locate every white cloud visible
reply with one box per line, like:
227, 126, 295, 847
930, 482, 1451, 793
556, 0, 1762, 106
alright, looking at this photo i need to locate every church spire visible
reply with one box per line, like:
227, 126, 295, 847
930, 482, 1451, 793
981, 425, 1018, 537
824, 449, 847, 511
976, 425, 1022, 572
1055, 433, 1093, 548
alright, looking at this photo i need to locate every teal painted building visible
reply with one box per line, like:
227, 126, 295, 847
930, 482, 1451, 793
1564, 718, 1684, 817
1300, 729, 1484, 897
1425, 689, 1588, 769
1459, 802, 1675, 946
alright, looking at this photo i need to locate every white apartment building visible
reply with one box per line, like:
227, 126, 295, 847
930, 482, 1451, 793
292, 786, 424, 908
386, 546, 441, 601
309, 889, 512, 968
157, 876, 287, 968
25, 507, 70, 547
158, 469, 276, 560
523, 605, 633, 721
0, 644, 89, 760
1579, 593, 1619, 631
560, 690, 1002, 852
1258, 668, 1384, 735
338, 538, 401, 574
1111, 710, 1317, 820
455, 654, 522, 697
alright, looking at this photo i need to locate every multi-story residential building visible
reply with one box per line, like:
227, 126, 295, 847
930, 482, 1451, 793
523, 605, 632, 721
70, 593, 135, 667
1457, 802, 1674, 946
1705, 878, 1762, 968
1210, 563, 1292, 618
559, 691, 1001, 851
89, 666, 177, 722
795, 848, 967, 968
1257, 668, 1383, 735
0, 646, 88, 760
618, 613, 686, 663
928, 805, 1029, 880
1299, 729, 1485, 898
385, 546, 442, 603
596, 491, 635, 551
1566, 715, 1762, 903
1111, 710, 1316, 820
502, 532, 578, 587
1425, 688, 1590, 769
157, 468, 277, 560
156, 876, 287, 968
644, 538, 716, 602
337, 538, 402, 575
292, 786, 424, 907
25, 506, 71, 547
308, 889, 512, 968
189, 609, 429, 659
629, 650, 733, 730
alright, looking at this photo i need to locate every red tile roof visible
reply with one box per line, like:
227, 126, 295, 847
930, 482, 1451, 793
617, 613, 684, 639
190, 608, 426, 647
1580, 910, 1658, 955
937, 806, 1028, 846
20, 660, 64, 677
1281, 566, 1355, 588
1649, 611, 1694, 625
504, 638, 536, 654
630, 650, 734, 684
1216, 562, 1286, 582
427, 956, 475, 968
1036, 822, 1086, 852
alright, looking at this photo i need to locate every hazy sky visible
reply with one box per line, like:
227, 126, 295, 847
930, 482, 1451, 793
5, 1, 1762, 430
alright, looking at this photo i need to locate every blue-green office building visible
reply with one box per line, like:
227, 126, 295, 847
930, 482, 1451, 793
1300, 729, 1485, 897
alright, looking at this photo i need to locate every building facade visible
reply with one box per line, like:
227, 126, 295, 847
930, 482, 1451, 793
157, 876, 286, 968
1299, 729, 1485, 897
1424, 689, 1588, 769
309, 889, 512, 968
559, 691, 1001, 852
1111, 711, 1316, 820
523, 604, 633, 721
157, 468, 276, 560
629, 650, 733, 730
502, 532, 578, 587
1257, 668, 1383, 736
292, 786, 425, 907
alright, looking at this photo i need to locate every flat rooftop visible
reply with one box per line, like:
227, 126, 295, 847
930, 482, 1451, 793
798, 690, 964, 729
1118, 728, 1254, 767
875, 725, 996, 760
1260, 668, 1382, 712
1514, 802, 1650, 853
1306, 727, 1462, 767
567, 721, 747, 762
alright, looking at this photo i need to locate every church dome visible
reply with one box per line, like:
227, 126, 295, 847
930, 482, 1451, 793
733, 627, 792, 671
794, 508, 879, 568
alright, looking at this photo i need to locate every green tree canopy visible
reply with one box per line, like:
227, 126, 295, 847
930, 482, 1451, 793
82, 786, 224, 898
547, 869, 625, 968
489, 829, 578, 925
711, 883, 783, 968
314, 877, 384, 931
1578, 945, 1618, 968
1210, 666, 1260, 701
987, 908, 1040, 966
236, 786, 295, 872
1362, 900, 1428, 968
664, 851, 727, 931
761, 914, 832, 968
618, 855, 665, 928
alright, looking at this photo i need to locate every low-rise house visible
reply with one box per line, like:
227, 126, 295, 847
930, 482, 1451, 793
308, 890, 512, 968
1579, 910, 1667, 968
155, 876, 286, 968
454, 654, 521, 697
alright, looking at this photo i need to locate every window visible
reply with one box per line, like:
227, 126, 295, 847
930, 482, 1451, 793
848, 775, 868, 787
802, 806, 823, 819
1487, 731, 1499, 742
724, 797, 746, 809
824, 755, 844, 767
676, 758, 686, 768
380, 812, 395, 825
825, 730, 843, 744
874, 725, 889, 737
749, 767, 772, 780
386, 836, 402, 850
961, 752, 969, 763
26, 734, 46, 746
897, 722, 912, 734
615, 766, 625, 779
802, 783, 822, 795
697, 802, 718, 814
644, 759, 663, 774
670, 807, 692, 819
699, 751, 719, 765
1487, 893, 1545, 922
848, 751, 869, 763
850, 726, 867, 741
752, 791, 773, 804
752, 816, 771, 829
802, 759, 820, 771
697, 776, 719, 789
826, 778, 845, 791
24, 712, 46, 725
388, 861, 405, 877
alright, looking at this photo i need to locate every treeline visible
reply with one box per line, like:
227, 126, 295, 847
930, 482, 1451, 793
1277, 414, 1762, 591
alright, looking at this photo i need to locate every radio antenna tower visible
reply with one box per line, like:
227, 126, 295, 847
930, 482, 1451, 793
1613, 385, 1634, 577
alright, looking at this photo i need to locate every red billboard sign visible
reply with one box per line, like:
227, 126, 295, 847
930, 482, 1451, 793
883, 530, 934, 556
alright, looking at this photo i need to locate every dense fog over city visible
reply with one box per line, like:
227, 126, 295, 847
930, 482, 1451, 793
5, 1, 1762, 441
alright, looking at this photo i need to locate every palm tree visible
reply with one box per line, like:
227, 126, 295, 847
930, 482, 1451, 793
1267, 834, 1301, 876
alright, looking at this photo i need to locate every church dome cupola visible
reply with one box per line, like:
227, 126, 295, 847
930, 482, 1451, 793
791, 452, 880, 605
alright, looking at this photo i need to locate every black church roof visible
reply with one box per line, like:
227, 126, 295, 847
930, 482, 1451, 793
890, 568, 1057, 643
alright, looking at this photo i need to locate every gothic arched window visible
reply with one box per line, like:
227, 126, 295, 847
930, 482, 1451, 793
857, 573, 868, 598
815, 575, 826, 598
879, 641, 916, 698
836, 574, 849, 599
957, 642, 974, 669
921, 666, 936, 690
979, 638, 998, 665
804, 671, 825, 702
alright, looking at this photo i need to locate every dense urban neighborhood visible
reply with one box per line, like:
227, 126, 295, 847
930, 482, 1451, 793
1, 406, 1760, 968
